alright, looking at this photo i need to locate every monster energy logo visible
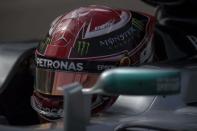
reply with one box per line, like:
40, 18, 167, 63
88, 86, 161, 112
76, 41, 90, 56
38, 36, 51, 54
132, 18, 144, 31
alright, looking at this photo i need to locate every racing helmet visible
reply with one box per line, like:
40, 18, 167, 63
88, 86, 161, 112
31, 5, 155, 121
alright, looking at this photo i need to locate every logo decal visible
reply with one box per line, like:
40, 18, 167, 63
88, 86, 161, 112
119, 52, 131, 66
38, 36, 51, 54
99, 26, 134, 48
36, 56, 84, 72
132, 18, 144, 31
119, 56, 131, 66
84, 11, 131, 39
76, 41, 90, 56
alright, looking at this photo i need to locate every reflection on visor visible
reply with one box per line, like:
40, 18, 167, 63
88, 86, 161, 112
35, 68, 99, 95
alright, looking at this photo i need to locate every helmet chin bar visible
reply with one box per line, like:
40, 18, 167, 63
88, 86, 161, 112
62, 67, 181, 131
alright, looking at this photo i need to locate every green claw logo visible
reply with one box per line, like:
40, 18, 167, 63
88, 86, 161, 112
38, 36, 51, 54
132, 18, 144, 31
76, 41, 90, 56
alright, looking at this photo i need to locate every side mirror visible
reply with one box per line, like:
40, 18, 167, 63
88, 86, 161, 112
63, 67, 181, 131
83, 67, 180, 95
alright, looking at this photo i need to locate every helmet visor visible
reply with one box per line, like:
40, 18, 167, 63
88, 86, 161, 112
35, 68, 99, 95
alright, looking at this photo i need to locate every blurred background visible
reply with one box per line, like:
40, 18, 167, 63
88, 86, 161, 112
0, 0, 155, 42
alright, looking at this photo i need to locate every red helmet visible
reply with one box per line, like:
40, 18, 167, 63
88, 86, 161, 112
31, 5, 155, 121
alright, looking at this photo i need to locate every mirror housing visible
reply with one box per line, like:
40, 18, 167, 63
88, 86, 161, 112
84, 67, 180, 95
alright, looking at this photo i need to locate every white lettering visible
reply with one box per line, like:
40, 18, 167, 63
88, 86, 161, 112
97, 65, 115, 71
60, 61, 68, 70
39, 58, 44, 67
157, 78, 179, 92
68, 62, 76, 70
95, 22, 113, 31
99, 26, 133, 47
76, 63, 83, 71
36, 57, 85, 72
36, 58, 41, 66
53, 60, 60, 69
43, 59, 48, 67
47, 60, 53, 68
